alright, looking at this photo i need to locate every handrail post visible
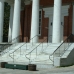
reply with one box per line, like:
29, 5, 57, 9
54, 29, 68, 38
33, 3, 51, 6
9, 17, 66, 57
59, 47, 60, 57
29, 59, 30, 64
42, 42, 43, 50
20, 47, 21, 55
53, 53, 54, 65
29, 53, 31, 64
36, 47, 37, 57
64, 42, 65, 51
63, 44, 65, 52
13, 52, 14, 63
32, 38, 33, 46
26, 41, 27, 50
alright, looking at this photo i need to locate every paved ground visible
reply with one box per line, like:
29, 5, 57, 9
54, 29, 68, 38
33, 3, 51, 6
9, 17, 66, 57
0, 65, 74, 74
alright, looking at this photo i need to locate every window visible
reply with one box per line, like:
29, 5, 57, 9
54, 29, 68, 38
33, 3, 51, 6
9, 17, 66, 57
39, 9, 42, 36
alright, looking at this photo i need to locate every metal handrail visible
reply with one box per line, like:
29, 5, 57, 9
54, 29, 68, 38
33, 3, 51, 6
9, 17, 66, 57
2, 35, 38, 53
8, 35, 39, 62
9, 35, 39, 54
8, 34, 74, 64
49, 34, 74, 62
0, 35, 22, 55
25, 38, 49, 64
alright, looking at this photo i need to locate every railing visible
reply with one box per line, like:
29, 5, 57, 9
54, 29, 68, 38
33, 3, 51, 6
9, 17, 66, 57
2, 34, 73, 65
0, 35, 38, 55
25, 38, 49, 64
0, 44, 12, 52
49, 34, 74, 62
8, 35, 39, 62
0, 35, 22, 55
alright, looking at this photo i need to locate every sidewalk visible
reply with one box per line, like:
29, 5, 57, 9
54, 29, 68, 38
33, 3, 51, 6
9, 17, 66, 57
0, 65, 74, 74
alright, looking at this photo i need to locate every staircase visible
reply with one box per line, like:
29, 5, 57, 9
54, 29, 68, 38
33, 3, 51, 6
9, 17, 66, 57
0, 34, 74, 69
0, 43, 60, 68
53, 43, 74, 67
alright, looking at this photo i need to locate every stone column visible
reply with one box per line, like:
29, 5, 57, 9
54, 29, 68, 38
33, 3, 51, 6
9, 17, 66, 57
8, 4, 14, 42
0, 1, 4, 43
52, 0, 62, 43
12, 0, 21, 43
30, 0, 39, 43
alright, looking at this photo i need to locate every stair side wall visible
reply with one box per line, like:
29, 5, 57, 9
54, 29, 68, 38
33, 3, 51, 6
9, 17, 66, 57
60, 48, 74, 66
54, 49, 74, 67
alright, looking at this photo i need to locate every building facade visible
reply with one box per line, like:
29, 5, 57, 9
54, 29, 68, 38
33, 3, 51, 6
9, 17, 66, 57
0, 0, 74, 43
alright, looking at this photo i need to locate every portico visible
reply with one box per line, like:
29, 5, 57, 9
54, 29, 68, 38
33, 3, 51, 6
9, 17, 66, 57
0, 0, 74, 68
0, 0, 73, 43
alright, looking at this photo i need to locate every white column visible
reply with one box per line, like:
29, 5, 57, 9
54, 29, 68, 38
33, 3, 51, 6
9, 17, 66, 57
52, 0, 62, 43
12, 0, 21, 43
8, 5, 14, 42
0, 1, 4, 43
72, 5, 74, 35
30, 0, 39, 43
48, 16, 53, 42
